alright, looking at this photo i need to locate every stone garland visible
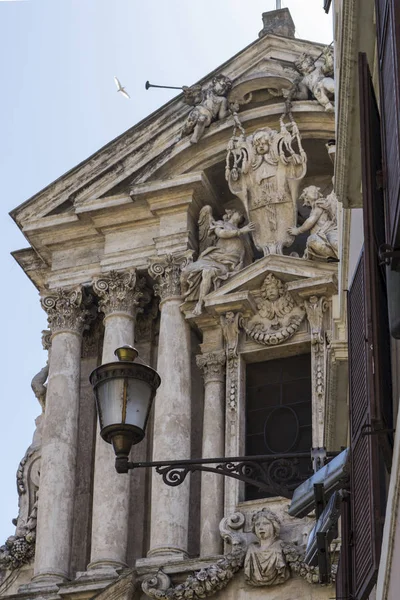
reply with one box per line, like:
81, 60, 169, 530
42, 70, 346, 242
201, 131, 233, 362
0, 498, 38, 570
142, 546, 246, 600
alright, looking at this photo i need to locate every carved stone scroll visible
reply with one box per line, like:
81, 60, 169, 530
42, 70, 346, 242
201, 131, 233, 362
93, 269, 143, 317
305, 295, 329, 448
149, 252, 192, 303
196, 351, 225, 384
41, 287, 90, 335
243, 273, 305, 345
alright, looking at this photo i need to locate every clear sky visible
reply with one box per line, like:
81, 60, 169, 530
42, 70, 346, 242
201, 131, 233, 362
0, 0, 332, 543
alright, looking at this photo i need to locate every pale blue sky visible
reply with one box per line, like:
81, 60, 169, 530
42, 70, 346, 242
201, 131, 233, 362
0, 0, 332, 543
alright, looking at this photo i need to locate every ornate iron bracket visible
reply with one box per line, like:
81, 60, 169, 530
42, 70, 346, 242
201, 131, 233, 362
115, 452, 338, 498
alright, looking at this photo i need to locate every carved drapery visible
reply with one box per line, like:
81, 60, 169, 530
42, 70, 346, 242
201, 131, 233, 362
93, 269, 143, 317
149, 253, 192, 303
196, 351, 225, 384
304, 295, 328, 447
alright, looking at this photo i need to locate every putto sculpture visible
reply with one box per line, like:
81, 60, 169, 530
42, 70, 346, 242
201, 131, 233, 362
179, 74, 232, 144
288, 185, 338, 261
181, 206, 254, 315
244, 509, 290, 587
285, 47, 334, 112
226, 116, 307, 255
243, 273, 305, 345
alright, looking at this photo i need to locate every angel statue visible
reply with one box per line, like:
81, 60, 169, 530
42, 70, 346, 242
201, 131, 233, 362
285, 47, 335, 112
181, 206, 254, 316
226, 116, 307, 256
179, 74, 232, 144
288, 185, 339, 261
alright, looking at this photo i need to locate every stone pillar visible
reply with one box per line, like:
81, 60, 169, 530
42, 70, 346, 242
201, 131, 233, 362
33, 287, 89, 583
304, 295, 328, 448
147, 253, 192, 557
196, 351, 225, 556
89, 270, 142, 573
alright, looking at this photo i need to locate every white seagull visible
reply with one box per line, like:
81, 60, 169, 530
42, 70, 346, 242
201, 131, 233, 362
114, 76, 130, 99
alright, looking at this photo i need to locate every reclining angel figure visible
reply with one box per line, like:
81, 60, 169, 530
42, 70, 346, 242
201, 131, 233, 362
181, 206, 254, 315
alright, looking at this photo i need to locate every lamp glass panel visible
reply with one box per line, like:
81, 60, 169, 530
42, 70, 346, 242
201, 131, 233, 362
125, 379, 154, 430
96, 379, 126, 430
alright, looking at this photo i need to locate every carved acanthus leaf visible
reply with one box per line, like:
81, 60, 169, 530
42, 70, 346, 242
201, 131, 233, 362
149, 253, 192, 303
93, 269, 142, 316
196, 351, 225, 383
41, 287, 90, 334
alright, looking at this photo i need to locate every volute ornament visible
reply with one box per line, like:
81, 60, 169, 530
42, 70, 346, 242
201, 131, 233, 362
93, 269, 142, 316
226, 116, 307, 255
196, 351, 225, 384
149, 253, 192, 303
41, 287, 90, 334
243, 273, 305, 346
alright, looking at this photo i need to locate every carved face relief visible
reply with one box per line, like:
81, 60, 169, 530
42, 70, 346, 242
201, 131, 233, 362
254, 516, 275, 542
243, 274, 305, 346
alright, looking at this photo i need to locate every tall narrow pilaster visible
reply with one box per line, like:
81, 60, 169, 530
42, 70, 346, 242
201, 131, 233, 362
148, 253, 192, 557
196, 351, 225, 556
89, 270, 142, 572
304, 295, 328, 448
33, 287, 89, 583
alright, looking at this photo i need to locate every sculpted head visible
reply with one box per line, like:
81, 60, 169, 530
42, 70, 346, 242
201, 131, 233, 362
253, 130, 273, 155
212, 74, 232, 96
262, 273, 285, 302
252, 509, 280, 542
300, 185, 323, 207
295, 53, 315, 74
223, 208, 244, 226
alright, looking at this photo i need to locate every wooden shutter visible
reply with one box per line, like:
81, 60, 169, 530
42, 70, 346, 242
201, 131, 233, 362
359, 53, 393, 463
375, 0, 400, 256
345, 53, 393, 600
335, 493, 352, 600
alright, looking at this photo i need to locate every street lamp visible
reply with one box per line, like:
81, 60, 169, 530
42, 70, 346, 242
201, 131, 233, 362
90, 346, 161, 473
90, 347, 338, 496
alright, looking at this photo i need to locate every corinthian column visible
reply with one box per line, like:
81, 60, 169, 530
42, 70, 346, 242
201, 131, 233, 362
33, 288, 89, 583
147, 253, 192, 557
196, 351, 225, 556
89, 270, 142, 572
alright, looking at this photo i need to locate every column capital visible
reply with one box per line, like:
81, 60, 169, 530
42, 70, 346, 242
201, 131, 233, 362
148, 252, 192, 303
92, 269, 142, 317
196, 351, 225, 384
41, 287, 89, 335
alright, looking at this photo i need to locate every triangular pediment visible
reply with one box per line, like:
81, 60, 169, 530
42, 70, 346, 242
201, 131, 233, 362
11, 33, 329, 232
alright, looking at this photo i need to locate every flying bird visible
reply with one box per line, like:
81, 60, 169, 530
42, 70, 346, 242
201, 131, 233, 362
114, 76, 130, 99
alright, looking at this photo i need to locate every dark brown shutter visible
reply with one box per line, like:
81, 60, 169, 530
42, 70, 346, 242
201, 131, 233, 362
359, 53, 393, 463
335, 493, 352, 600
375, 0, 400, 254
345, 53, 393, 600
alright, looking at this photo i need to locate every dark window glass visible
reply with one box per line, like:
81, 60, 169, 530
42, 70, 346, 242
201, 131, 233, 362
246, 354, 312, 500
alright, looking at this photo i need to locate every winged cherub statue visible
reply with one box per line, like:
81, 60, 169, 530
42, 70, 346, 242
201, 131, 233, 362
181, 206, 254, 315
285, 47, 334, 112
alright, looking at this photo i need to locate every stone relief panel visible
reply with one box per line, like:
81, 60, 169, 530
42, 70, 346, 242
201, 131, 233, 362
181, 207, 254, 316
242, 273, 305, 346
179, 75, 232, 144
226, 116, 307, 256
141, 508, 328, 599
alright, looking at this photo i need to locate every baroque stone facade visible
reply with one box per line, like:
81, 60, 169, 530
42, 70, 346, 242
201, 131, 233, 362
4, 8, 340, 600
